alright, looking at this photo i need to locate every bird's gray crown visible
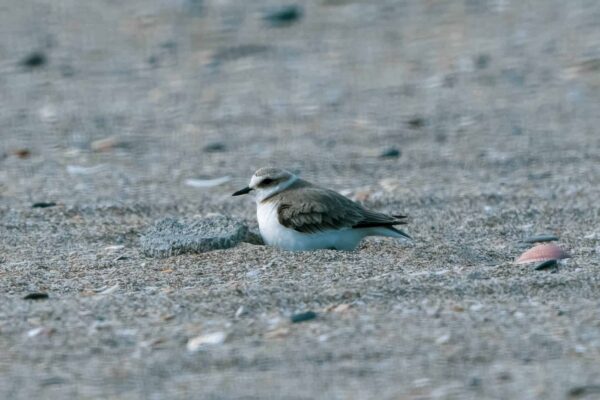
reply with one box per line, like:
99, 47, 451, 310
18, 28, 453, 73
253, 167, 293, 179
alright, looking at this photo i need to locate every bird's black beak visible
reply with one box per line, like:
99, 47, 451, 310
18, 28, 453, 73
232, 186, 253, 196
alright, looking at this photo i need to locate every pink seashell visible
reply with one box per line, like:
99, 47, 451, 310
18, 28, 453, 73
516, 243, 571, 264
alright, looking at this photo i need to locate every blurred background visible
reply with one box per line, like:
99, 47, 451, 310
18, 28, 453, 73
1, 0, 598, 208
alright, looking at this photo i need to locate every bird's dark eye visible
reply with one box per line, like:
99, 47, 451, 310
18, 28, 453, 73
260, 178, 274, 186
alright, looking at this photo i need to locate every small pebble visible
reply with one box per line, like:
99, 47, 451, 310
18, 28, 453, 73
290, 311, 317, 323
23, 293, 49, 300
211, 45, 270, 65
203, 142, 227, 153
32, 202, 56, 208
534, 259, 558, 271
263, 5, 303, 27
474, 53, 491, 69
185, 0, 204, 16
568, 385, 600, 398
20, 51, 47, 68
60, 64, 75, 77
379, 147, 401, 159
521, 234, 559, 244
40, 377, 67, 386
468, 377, 482, 387
407, 116, 425, 129
12, 149, 31, 158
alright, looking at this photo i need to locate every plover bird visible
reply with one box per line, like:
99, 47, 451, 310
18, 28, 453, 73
233, 167, 411, 251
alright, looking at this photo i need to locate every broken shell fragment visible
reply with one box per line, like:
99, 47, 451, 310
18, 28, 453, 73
516, 243, 570, 265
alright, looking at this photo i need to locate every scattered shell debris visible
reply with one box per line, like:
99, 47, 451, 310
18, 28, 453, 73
26, 327, 55, 338
264, 327, 290, 339
516, 243, 570, 265
91, 136, 124, 152
104, 245, 125, 252
184, 176, 231, 188
186, 331, 227, 352
96, 284, 119, 295
66, 165, 105, 175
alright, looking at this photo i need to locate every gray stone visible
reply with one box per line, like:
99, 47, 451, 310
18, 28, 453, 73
521, 234, 559, 244
140, 214, 249, 258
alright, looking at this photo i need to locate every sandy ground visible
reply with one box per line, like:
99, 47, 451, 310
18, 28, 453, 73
1, 0, 600, 399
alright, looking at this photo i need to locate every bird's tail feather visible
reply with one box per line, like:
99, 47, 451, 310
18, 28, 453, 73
369, 226, 412, 240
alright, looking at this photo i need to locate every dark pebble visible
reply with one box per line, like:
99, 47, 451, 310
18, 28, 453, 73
435, 133, 447, 143
467, 271, 488, 280
212, 45, 270, 65
407, 116, 425, 129
568, 385, 600, 397
185, 0, 203, 16
20, 51, 47, 68
290, 311, 317, 323
534, 259, 558, 271
32, 202, 57, 208
13, 148, 31, 158
443, 73, 457, 88
475, 54, 491, 69
501, 68, 525, 86
40, 377, 67, 386
264, 5, 303, 27
521, 234, 559, 243
497, 371, 512, 381
23, 293, 49, 300
60, 64, 75, 77
379, 147, 401, 158
468, 376, 482, 387
148, 55, 159, 66
204, 142, 227, 153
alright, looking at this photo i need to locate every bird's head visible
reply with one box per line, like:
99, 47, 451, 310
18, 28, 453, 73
232, 167, 297, 202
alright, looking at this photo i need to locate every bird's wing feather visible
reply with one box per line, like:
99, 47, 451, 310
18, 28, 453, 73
276, 187, 406, 234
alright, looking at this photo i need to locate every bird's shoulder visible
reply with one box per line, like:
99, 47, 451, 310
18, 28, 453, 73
268, 181, 366, 233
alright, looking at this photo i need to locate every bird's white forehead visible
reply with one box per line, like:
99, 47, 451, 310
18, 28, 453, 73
249, 175, 261, 187
249, 168, 293, 187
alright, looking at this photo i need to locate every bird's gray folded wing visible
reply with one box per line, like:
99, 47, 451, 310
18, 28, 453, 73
276, 188, 406, 234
